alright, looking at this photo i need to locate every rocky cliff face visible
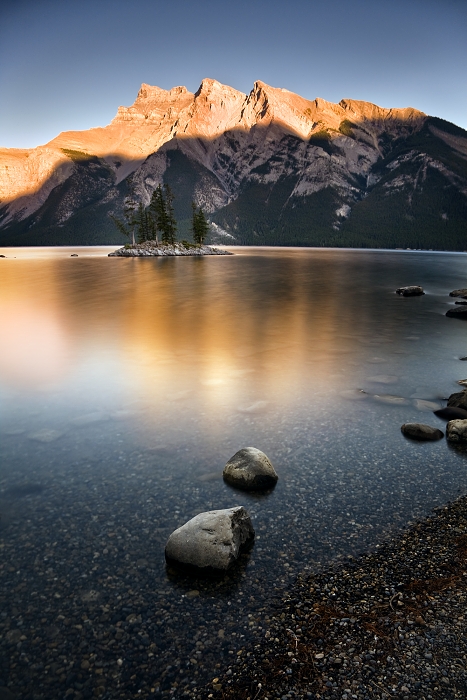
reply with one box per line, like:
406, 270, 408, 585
1, 79, 466, 248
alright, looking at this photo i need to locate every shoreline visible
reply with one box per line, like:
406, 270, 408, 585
203, 493, 467, 699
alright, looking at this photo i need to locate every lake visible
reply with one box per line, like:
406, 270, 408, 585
1, 246, 466, 698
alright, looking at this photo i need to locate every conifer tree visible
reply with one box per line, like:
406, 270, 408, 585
191, 201, 209, 245
163, 184, 177, 245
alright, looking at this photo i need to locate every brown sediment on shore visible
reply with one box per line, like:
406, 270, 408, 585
108, 242, 233, 256
205, 494, 467, 700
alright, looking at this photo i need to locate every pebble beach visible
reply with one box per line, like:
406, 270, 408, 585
207, 491, 467, 700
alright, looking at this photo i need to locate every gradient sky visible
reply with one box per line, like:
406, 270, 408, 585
1, 0, 466, 148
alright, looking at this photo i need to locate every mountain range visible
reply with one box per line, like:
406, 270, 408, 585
1, 78, 466, 248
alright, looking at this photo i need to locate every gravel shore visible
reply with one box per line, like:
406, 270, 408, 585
205, 493, 467, 700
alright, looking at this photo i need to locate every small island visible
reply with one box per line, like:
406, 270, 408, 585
108, 184, 232, 257
108, 241, 232, 256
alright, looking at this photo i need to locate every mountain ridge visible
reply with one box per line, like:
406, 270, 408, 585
0, 79, 465, 249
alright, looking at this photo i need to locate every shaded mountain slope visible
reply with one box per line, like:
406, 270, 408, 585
0, 80, 466, 248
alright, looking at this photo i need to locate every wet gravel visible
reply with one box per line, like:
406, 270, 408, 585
204, 492, 467, 700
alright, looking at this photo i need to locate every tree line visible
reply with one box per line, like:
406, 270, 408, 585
110, 184, 209, 247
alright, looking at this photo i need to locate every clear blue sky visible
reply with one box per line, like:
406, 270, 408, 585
1, 0, 466, 148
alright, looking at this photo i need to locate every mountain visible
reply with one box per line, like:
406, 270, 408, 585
1, 78, 466, 249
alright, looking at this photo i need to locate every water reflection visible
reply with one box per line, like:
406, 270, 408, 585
1, 247, 467, 697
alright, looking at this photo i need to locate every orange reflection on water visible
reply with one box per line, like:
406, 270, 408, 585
0, 263, 71, 388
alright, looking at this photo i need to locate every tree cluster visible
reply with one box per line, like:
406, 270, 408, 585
110, 184, 177, 246
111, 185, 210, 247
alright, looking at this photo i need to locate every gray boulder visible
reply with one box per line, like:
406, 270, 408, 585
447, 390, 467, 411
223, 447, 278, 491
395, 286, 424, 296
446, 419, 467, 443
446, 306, 467, 319
401, 423, 444, 441
165, 506, 254, 571
449, 288, 467, 298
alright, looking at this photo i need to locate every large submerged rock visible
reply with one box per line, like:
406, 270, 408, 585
395, 286, 424, 296
223, 447, 278, 491
165, 506, 254, 571
401, 423, 444, 441
446, 419, 467, 443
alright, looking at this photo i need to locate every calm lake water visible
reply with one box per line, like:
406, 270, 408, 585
1, 246, 467, 698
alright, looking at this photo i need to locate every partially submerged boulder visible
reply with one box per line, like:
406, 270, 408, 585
165, 506, 254, 571
446, 419, 467, 443
447, 390, 467, 411
449, 289, 467, 298
434, 406, 467, 420
401, 423, 444, 441
395, 286, 424, 296
446, 306, 467, 319
223, 447, 278, 491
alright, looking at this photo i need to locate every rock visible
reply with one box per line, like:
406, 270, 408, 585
413, 399, 441, 412
447, 390, 467, 411
165, 506, 254, 571
460, 357, 467, 361
449, 288, 467, 298
455, 301, 467, 305
434, 406, 467, 420
446, 420, 467, 443
27, 429, 65, 443
457, 379, 467, 386
70, 253, 78, 257
401, 423, 444, 441
395, 286, 424, 296
0, 254, 6, 258
223, 447, 278, 491
446, 306, 467, 319
373, 394, 409, 405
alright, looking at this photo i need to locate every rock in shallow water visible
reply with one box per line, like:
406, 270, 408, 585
447, 389, 467, 411
401, 423, 444, 441
446, 306, 467, 319
434, 406, 467, 420
446, 419, 467, 443
165, 506, 254, 571
395, 285, 424, 296
449, 288, 467, 298
223, 447, 278, 491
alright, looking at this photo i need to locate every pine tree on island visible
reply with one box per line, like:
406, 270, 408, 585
191, 201, 209, 246
111, 182, 177, 247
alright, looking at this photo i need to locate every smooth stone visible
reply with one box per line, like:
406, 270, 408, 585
447, 390, 467, 411
401, 423, 444, 441
27, 429, 65, 443
223, 447, 278, 491
446, 307, 467, 319
165, 506, 254, 571
434, 406, 467, 420
373, 394, 409, 405
395, 286, 424, 296
457, 379, 467, 387
413, 399, 441, 412
449, 288, 467, 298
446, 419, 467, 443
